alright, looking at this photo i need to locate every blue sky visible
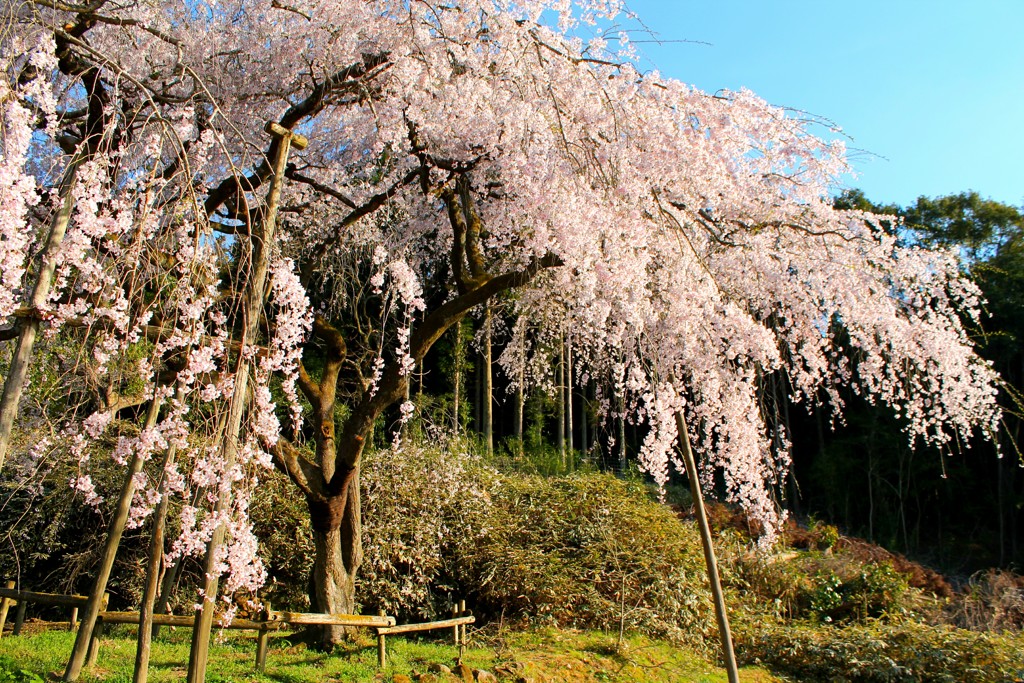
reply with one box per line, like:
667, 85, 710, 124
619, 1, 1024, 208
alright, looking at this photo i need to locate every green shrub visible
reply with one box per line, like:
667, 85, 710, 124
733, 551, 909, 623
738, 621, 1024, 682
359, 437, 495, 622
251, 439, 718, 649
460, 473, 716, 649
248, 469, 316, 610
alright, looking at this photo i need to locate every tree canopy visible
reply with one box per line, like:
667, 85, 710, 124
0, 0, 1002, 652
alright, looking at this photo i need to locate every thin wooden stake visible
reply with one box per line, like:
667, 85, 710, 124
458, 599, 466, 662
85, 620, 102, 669
84, 594, 108, 670
675, 411, 739, 683
134, 394, 182, 683
451, 605, 459, 648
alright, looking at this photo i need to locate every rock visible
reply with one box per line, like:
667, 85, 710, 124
495, 662, 525, 677
414, 674, 439, 683
473, 669, 498, 683
428, 662, 453, 675
393, 675, 413, 683
457, 662, 475, 682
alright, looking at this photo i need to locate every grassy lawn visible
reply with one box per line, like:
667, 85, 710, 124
0, 623, 780, 682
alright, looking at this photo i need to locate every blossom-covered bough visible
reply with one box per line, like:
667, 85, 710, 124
0, 0, 1000, 678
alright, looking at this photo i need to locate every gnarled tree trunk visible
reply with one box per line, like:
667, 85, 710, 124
308, 470, 362, 648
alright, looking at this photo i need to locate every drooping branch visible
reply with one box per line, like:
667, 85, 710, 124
332, 252, 561, 479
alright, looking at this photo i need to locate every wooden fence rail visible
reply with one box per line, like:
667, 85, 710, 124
0, 582, 100, 638
88, 608, 398, 672
374, 600, 475, 669
0, 585, 476, 674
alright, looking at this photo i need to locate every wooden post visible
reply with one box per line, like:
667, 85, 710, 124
152, 556, 183, 638
0, 580, 15, 638
557, 336, 565, 465
376, 610, 386, 669
85, 594, 109, 669
134, 398, 182, 683
483, 303, 493, 457
186, 122, 308, 683
451, 606, 459, 647
12, 598, 26, 635
0, 159, 80, 471
254, 602, 271, 673
458, 599, 466, 661
85, 620, 103, 669
675, 412, 739, 683
69, 607, 78, 630
65, 396, 165, 682
565, 341, 573, 455
452, 322, 463, 434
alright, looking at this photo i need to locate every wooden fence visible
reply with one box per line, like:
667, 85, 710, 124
0, 582, 102, 637
375, 600, 475, 668
0, 584, 476, 672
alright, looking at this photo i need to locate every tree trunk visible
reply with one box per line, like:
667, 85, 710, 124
308, 470, 362, 649
580, 381, 588, 456
483, 303, 493, 456
565, 339, 574, 456
452, 322, 463, 434
557, 338, 565, 465
617, 385, 626, 473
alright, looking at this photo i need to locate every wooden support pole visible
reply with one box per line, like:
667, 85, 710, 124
451, 606, 459, 647
65, 396, 165, 682
483, 303, 493, 457
70, 607, 78, 630
675, 411, 739, 683
187, 122, 307, 683
376, 610, 386, 669
84, 595, 109, 670
134, 393, 182, 683
255, 626, 270, 673
458, 599, 466, 661
0, 580, 15, 638
0, 159, 80, 471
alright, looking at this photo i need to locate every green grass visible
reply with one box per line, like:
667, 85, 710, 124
0, 624, 779, 682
